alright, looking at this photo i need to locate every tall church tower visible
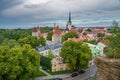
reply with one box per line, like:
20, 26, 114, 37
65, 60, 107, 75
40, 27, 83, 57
66, 12, 72, 30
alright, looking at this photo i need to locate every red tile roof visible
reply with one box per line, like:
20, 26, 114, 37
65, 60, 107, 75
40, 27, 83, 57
38, 33, 43, 37
54, 26, 61, 35
32, 26, 40, 32
92, 27, 105, 30
72, 38, 84, 42
100, 40, 108, 45
69, 29, 80, 34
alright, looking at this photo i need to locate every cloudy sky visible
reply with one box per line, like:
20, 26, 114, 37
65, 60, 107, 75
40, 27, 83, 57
0, 0, 120, 29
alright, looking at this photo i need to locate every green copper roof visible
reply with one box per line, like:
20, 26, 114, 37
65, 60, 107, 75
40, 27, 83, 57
90, 47, 100, 58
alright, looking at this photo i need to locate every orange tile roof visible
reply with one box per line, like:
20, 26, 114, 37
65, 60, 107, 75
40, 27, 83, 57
54, 26, 61, 35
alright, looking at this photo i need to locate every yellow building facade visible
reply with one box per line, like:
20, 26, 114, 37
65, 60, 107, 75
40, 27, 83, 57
51, 56, 69, 72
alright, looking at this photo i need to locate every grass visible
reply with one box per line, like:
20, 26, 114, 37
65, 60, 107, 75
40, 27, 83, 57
86, 77, 94, 80
35, 71, 47, 77
47, 70, 72, 75
47, 78, 55, 80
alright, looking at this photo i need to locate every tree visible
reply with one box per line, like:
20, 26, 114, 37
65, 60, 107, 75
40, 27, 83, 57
18, 35, 46, 48
83, 39, 97, 45
47, 50, 55, 59
39, 37, 46, 46
104, 21, 120, 59
87, 28, 92, 32
62, 32, 79, 42
97, 33, 105, 41
1, 39, 19, 48
60, 40, 92, 71
111, 20, 119, 34
104, 33, 120, 59
0, 44, 40, 80
40, 55, 52, 71
46, 32, 53, 41
0, 35, 4, 44
40, 26, 53, 33
97, 33, 105, 38
0, 29, 31, 41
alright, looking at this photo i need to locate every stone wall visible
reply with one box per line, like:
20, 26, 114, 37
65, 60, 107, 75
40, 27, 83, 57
94, 57, 120, 80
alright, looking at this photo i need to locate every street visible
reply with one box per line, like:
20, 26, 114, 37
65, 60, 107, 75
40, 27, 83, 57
63, 65, 97, 80
35, 65, 97, 80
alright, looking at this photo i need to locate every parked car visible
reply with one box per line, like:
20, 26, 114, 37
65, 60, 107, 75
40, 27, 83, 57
55, 78, 63, 80
79, 70, 85, 74
71, 73, 78, 77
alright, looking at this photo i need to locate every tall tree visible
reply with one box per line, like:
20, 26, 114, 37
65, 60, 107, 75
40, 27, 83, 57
40, 55, 52, 71
60, 40, 92, 71
104, 21, 120, 59
62, 32, 79, 42
46, 32, 53, 41
0, 44, 40, 80
111, 20, 119, 34
104, 33, 120, 59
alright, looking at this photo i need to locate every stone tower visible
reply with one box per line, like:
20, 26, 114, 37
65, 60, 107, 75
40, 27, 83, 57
66, 12, 72, 30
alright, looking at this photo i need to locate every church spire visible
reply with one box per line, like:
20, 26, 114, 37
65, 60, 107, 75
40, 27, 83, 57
66, 12, 72, 30
68, 12, 72, 23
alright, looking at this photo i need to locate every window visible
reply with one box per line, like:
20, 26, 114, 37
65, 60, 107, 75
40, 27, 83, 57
60, 68, 63, 71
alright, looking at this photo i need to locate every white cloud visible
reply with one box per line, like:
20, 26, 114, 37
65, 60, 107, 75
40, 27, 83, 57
25, 0, 51, 4
1, 0, 120, 19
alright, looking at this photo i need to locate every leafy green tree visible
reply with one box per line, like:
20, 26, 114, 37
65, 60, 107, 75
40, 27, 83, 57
87, 28, 92, 32
60, 40, 92, 71
0, 35, 4, 44
83, 39, 97, 45
47, 50, 55, 59
39, 37, 46, 46
40, 55, 52, 71
62, 32, 79, 42
0, 44, 40, 80
97, 33, 105, 38
97, 33, 105, 41
0, 29, 31, 41
18, 35, 46, 48
40, 26, 53, 33
1, 39, 19, 48
47, 32, 53, 41
111, 20, 119, 34
104, 33, 120, 59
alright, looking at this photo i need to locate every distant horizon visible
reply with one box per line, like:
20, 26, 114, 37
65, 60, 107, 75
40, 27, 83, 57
0, 16, 120, 29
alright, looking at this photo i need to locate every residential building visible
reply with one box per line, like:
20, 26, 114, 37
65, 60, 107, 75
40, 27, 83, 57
36, 43, 63, 56
52, 26, 62, 43
51, 56, 69, 72
32, 26, 41, 38
87, 43, 106, 66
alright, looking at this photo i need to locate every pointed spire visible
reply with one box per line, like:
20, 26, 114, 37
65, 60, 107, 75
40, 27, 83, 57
54, 22, 56, 27
68, 11, 72, 23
